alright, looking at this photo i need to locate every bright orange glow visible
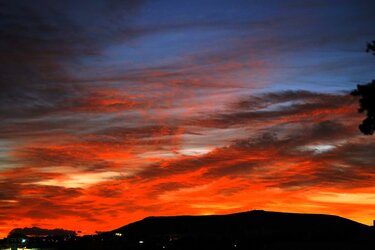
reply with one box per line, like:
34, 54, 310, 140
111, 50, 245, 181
1, 96, 374, 238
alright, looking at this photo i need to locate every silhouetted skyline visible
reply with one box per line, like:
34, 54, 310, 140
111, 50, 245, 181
2, 210, 375, 249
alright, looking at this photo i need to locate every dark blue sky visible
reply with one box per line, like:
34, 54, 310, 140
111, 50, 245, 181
73, 0, 375, 94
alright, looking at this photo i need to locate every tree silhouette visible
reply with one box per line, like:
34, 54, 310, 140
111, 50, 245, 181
351, 41, 375, 135
366, 40, 375, 55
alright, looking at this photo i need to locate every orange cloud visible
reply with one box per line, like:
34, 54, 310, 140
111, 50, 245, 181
1, 89, 374, 239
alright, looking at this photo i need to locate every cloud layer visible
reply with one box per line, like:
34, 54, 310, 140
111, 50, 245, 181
1, 0, 375, 238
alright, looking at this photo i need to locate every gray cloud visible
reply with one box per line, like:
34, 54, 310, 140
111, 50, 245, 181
0, 0, 144, 119
195, 91, 357, 129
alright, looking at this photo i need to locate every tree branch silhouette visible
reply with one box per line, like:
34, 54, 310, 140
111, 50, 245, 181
351, 41, 375, 135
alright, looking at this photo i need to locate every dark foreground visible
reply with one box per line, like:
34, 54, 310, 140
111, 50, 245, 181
1, 210, 374, 249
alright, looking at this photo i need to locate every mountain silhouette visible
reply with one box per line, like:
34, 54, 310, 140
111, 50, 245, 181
94, 210, 374, 250
2, 210, 374, 249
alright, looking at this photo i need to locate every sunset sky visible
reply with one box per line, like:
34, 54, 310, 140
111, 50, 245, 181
1, 0, 375, 238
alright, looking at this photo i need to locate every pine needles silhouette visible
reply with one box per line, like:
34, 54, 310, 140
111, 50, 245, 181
351, 41, 375, 135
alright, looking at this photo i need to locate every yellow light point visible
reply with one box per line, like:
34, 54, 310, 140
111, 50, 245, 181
115, 233, 122, 237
